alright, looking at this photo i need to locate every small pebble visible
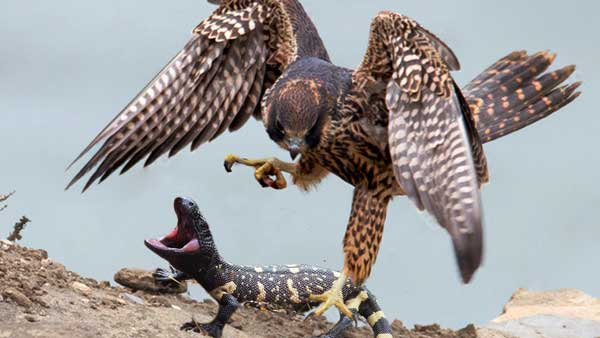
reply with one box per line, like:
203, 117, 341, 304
149, 296, 171, 307
120, 293, 144, 305
171, 305, 182, 311
71, 282, 92, 295
24, 315, 38, 323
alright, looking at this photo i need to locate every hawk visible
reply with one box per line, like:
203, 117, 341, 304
67, 0, 581, 317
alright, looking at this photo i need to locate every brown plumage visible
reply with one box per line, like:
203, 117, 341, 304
68, 0, 581, 308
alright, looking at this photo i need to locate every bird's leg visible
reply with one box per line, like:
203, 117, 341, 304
311, 290, 368, 338
308, 272, 354, 319
223, 154, 296, 190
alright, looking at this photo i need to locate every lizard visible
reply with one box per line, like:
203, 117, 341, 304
145, 197, 394, 338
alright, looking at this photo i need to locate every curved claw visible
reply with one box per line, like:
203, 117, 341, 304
181, 319, 223, 337
180, 320, 200, 332
153, 267, 175, 284
153, 267, 186, 288
254, 162, 287, 190
223, 154, 294, 190
223, 154, 240, 173
309, 292, 353, 319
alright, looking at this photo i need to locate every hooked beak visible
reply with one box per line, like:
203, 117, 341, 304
289, 146, 300, 160
287, 137, 303, 160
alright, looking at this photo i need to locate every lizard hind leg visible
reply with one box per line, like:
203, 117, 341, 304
180, 294, 240, 338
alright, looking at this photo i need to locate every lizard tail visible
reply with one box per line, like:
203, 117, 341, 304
358, 290, 393, 338
463, 50, 582, 143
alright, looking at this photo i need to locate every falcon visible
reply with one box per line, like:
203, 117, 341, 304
67, 0, 581, 318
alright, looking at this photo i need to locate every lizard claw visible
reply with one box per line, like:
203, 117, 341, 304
153, 267, 175, 284
153, 266, 185, 288
181, 318, 223, 338
303, 311, 317, 322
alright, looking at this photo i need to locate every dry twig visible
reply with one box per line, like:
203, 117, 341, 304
1, 191, 15, 212
0, 191, 15, 203
7, 216, 31, 242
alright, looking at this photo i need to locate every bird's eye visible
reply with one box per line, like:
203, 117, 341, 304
267, 119, 286, 142
307, 118, 320, 136
305, 117, 323, 148
276, 120, 285, 134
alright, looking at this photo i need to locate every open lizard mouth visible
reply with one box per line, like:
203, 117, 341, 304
144, 227, 200, 255
145, 223, 200, 257
144, 197, 202, 256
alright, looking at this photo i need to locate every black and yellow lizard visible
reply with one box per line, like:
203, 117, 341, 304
145, 197, 393, 338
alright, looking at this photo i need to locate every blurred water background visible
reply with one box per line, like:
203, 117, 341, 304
1, 0, 597, 328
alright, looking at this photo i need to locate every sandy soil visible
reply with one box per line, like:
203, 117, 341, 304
0, 240, 480, 338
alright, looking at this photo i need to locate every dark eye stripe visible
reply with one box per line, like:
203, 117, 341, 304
267, 126, 285, 142
305, 114, 324, 148
276, 120, 285, 132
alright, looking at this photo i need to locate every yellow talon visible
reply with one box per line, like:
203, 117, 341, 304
223, 154, 245, 173
254, 162, 287, 189
309, 272, 354, 319
223, 154, 295, 190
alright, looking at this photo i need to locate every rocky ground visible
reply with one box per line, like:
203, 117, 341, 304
0, 241, 598, 338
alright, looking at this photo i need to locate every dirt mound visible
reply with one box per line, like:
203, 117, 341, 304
0, 241, 477, 338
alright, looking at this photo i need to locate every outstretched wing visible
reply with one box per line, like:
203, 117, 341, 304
464, 50, 581, 143
67, 1, 300, 191
352, 12, 486, 283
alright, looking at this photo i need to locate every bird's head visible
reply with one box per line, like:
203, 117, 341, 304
264, 77, 336, 160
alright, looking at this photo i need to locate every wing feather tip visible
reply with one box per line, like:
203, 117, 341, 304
64, 181, 76, 192
81, 180, 95, 194
452, 229, 483, 284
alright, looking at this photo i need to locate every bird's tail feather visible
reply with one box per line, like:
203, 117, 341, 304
463, 51, 581, 143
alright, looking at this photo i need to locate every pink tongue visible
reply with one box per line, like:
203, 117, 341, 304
146, 239, 166, 249
182, 239, 200, 253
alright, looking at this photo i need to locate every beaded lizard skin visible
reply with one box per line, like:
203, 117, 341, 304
146, 197, 393, 338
